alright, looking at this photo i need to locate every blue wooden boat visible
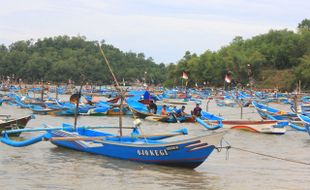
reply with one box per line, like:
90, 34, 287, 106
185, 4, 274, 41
1, 124, 225, 169
127, 97, 194, 123
297, 114, 310, 136
0, 115, 32, 137
252, 101, 297, 120
252, 101, 307, 131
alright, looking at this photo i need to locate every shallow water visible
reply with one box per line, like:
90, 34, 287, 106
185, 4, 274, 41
0, 99, 309, 190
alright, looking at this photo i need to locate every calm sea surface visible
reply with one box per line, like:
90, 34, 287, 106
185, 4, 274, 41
0, 97, 309, 190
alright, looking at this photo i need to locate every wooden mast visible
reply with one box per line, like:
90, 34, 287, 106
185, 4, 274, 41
98, 43, 124, 136
73, 78, 84, 130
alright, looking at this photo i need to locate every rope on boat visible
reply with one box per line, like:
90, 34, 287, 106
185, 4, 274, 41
215, 138, 310, 166
215, 138, 231, 160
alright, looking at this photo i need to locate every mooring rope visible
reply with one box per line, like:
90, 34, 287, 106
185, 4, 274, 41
231, 146, 310, 166
216, 138, 310, 166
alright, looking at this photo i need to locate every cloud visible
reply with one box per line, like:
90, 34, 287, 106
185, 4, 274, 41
0, 0, 308, 63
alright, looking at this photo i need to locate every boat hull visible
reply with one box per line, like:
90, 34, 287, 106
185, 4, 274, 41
221, 120, 286, 134
0, 115, 32, 137
49, 130, 224, 169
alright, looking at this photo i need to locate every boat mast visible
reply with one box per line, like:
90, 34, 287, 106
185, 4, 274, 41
73, 78, 84, 130
98, 43, 124, 136
41, 80, 44, 101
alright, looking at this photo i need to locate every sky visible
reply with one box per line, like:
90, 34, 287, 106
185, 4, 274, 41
0, 0, 309, 63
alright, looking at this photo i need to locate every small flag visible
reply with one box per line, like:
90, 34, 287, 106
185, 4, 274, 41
225, 73, 231, 83
182, 72, 188, 80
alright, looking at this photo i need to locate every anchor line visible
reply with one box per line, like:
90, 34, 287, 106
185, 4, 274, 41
215, 138, 231, 160
231, 146, 310, 166
215, 138, 310, 166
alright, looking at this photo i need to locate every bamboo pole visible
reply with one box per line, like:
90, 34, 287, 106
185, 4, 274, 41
73, 79, 84, 130
98, 43, 123, 136
49, 132, 184, 142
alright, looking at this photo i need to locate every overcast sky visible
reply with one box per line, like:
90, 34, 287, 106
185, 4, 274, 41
0, 0, 309, 63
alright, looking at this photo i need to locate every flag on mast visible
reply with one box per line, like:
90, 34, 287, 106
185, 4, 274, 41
182, 72, 188, 80
225, 73, 232, 83
122, 78, 125, 86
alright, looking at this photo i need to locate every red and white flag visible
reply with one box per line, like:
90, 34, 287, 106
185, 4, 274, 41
182, 72, 188, 80
225, 74, 231, 83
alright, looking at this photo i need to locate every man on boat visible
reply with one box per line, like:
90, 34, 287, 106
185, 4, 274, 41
148, 100, 157, 114
175, 106, 186, 117
161, 105, 168, 115
191, 103, 202, 117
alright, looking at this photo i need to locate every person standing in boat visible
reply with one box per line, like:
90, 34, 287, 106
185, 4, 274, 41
191, 103, 202, 117
148, 100, 157, 114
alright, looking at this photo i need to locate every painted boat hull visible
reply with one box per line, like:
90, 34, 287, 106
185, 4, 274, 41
130, 107, 194, 123
49, 130, 224, 169
221, 120, 286, 134
252, 101, 297, 121
163, 99, 187, 105
0, 115, 32, 137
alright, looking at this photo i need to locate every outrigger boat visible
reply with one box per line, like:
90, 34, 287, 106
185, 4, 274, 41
297, 114, 310, 137
127, 97, 195, 123
199, 111, 286, 134
1, 124, 225, 169
0, 44, 226, 169
0, 115, 32, 136
252, 101, 297, 120
252, 101, 306, 132
219, 120, 286, 134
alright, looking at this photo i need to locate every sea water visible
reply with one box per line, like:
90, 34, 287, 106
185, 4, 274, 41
0, 98, 309, 190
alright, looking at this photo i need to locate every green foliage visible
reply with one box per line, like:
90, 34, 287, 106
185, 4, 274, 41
168, 19, 310, 90
295, 54, 310, 89
0, 36, 167, 84
1, 19, 310, 90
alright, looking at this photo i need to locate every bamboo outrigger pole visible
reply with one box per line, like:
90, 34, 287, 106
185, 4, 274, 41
98, 43, 124, 136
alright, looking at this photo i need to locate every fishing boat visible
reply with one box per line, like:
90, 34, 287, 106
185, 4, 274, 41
199, 111, 286, 134
220, 120, 286, 134
106, 106, 132, 116
252, 101, 307, 132
0, 44, 227, 169
252, 101, 298, 120
127, 97, 194, 123
0, 115, 32, 136
0, 124, 225, 169
162, 98, 187, 105
297, 114, 310, 137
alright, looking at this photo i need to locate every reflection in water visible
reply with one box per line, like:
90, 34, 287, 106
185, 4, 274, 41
46, 146, 217, 190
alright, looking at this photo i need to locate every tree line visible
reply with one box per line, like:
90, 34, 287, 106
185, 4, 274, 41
0, 19, 309, 90
0, 36, 167, 85
166, 19, 310, 90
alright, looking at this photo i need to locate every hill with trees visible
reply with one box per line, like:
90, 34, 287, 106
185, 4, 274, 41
167, 19, 310, 90
0, 36, 167, 85
0, 19, 309, 90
